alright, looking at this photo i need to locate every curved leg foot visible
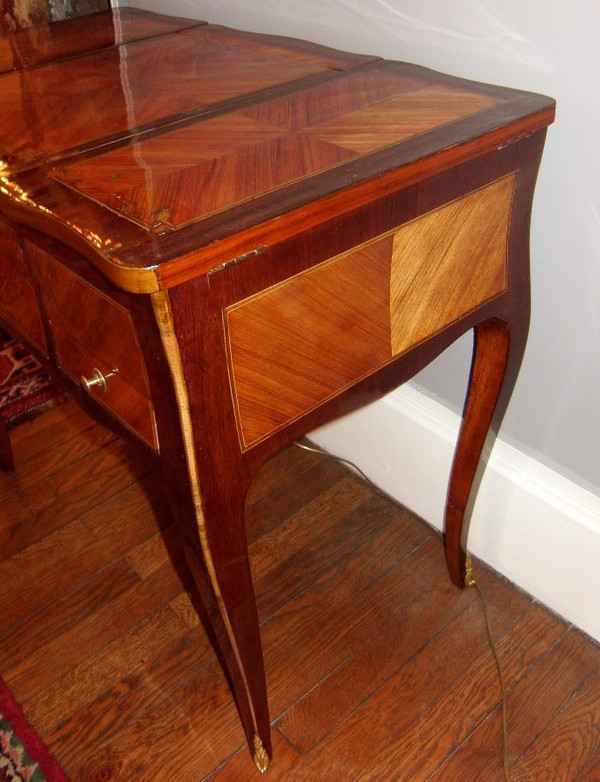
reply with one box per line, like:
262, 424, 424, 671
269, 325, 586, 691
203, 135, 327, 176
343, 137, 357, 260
150, 290, 272, 770
444, 318, 510, 587
182, 487, 272, 771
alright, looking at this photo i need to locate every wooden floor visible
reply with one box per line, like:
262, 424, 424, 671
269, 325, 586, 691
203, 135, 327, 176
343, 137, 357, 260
1, 399, 599, 781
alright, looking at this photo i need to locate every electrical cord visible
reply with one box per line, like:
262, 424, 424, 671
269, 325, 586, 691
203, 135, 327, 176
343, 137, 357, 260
294, 440, 375, 485
465, 555, 511, 781
295, 440, 511, 781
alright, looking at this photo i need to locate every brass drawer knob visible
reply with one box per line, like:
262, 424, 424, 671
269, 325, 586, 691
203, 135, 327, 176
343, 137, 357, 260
81, 367, 118, 394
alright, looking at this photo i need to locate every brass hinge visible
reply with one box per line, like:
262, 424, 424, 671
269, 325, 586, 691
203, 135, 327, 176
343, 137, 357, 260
497, 131, 532, 150
207, 245, 266, 277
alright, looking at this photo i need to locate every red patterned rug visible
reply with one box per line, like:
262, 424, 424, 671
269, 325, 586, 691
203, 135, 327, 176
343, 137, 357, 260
0, 675, 67, 781
0, 329, 68, 428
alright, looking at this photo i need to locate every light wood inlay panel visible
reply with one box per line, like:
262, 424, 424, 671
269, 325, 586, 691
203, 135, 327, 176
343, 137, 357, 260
227, 175, 514, 449
25, 242, 157, 448
226, 239, 393, 448
390, 174, 514, 356
306, 85, 498, 154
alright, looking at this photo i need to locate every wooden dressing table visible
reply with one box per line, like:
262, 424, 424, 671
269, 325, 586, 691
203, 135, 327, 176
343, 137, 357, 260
0, 9, 554, 772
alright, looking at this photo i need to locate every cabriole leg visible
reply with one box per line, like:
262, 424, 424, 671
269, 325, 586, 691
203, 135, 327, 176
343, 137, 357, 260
444, 318, 510, 587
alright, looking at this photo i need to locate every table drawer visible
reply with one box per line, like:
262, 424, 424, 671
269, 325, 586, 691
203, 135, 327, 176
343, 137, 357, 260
25, 241, 157, 449
0, 218, 46, 353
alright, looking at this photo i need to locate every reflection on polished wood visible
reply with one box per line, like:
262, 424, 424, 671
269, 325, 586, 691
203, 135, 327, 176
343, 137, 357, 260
52, 73, 496, 229
0, 0, 108, 34
0, 23, 374, 170
0, 215, 46, 351
0, 7, 203, 73
26, 240, 157, 448
0, 8, 554, 772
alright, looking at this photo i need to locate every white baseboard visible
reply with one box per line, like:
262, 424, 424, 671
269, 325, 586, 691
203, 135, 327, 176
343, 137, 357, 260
309, 384, 600, 644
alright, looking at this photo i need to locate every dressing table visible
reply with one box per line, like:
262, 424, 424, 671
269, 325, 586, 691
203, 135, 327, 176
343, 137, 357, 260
0, 8, 554, 771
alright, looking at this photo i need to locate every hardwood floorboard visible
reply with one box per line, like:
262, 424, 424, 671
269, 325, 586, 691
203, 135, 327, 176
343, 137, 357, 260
430, 628, 600, 781
0, 558, 139, 675
513, 666, 600, 781
0, 438, 151, 561
7, 557, 184, 703
245, 444, 349, 542
251, 473, 430, 621
274, 543, 542, 756
4, 404, 114, 489
1, 399, 599, 780
47, 623, 216, 775
23, 604, 188, 731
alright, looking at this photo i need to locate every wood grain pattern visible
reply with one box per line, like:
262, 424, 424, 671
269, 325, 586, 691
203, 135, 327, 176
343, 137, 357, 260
0, 15, 553, 295
390, 173, 513, 355
53, 70, 498, 229
152, 289, 273, 768
0, 9, 204, 73
2, 401, 598, 780
0, 0, 108, 34
0, 24, 369, 170
428, 628, 600, 780
226, 175, 513, 449
25, 240, 157, 447
226, 236, 392, 447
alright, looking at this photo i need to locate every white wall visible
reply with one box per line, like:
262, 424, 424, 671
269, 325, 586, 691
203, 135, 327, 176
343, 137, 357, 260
121, 1, 600, 639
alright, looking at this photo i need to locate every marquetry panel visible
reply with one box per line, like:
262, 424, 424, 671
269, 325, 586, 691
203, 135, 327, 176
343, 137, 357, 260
226, 240, 392, 446
52, 68, 498, 229
25, 242, 157, 448
0, 221, 46, 352
0, 25, 346, 168
390, 174, 514, 356
226, 174, 514, 448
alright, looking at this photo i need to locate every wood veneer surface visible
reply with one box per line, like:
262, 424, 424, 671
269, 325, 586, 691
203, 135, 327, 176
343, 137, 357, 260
0, 0, 108, 35
0, 218, 46, 351
0, 8, 203, 73
0, 11, 554, 292
226, 174, 513, 448
0, 24, 372, 170
25, 241, 156, 447
52, 72, 496, 229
